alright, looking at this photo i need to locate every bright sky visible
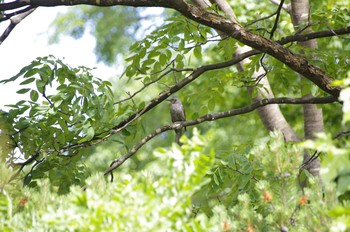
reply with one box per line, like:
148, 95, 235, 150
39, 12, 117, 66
0, 7, 116, 109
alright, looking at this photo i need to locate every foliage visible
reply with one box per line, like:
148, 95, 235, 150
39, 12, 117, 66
1, 132, 214, 231
0, 56, 116, 193
1, 129, 349, 231
298, 70, 350, 229
1, 0, 350, 231
49, 6, 163, 65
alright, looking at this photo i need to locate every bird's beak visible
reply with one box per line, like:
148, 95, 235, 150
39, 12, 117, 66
166, 99, 171, 102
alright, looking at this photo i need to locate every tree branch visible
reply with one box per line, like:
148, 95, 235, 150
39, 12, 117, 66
173, 3, 340, 97
0, 0, 162, 11
104, 95, 338, 176
333, 130, 350, 140
300, 129, 350, 169
269, 0, 284, 39
0, 6, 34, 22
61, 21, 349, 150
0, 7, 36, 45
61, 49, 260, 151
0, 0, 342, 96
270, 0, 290, 13
278, 26, 350, 45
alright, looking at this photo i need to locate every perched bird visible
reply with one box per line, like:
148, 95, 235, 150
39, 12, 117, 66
167, 96, 186, 145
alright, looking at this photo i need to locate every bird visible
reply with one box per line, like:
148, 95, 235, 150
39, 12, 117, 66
167, 96, 186, 145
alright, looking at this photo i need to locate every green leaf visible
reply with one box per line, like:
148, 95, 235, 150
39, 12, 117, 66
213, 172, 219, 185
122, 128, 131, 136
54, 99, 63, 108
15, 100, 26, 105
0, 74, 18, 84
166, 49, 172, 60
24, 68, 40, 78
36, 80, 46, 93
208, 98, 215, 111
86, 127, 95, 141
30, 90, 39, 101
178, 39, 185, 50
23, 173, 32, 186
129, 42, 139, 51
16, 119, 30, 130
138, 101, 145, 110
19, 77, 36, 85
0, 61, 41, 84
139, 47, 146, 58
16, 88, 31, 94
175, 54, 184, 67
159, 53, 167, 66
193, 45, 202, 59
57, 118, 69, 133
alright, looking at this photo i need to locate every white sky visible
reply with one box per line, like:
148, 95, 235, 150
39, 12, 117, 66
0, 7, 117, 108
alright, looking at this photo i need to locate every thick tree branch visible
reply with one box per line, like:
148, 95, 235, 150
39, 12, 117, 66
173, 3, 340, 97
0, 0, 342, 96
104, 95, 338, 176
0, 0, 172, 11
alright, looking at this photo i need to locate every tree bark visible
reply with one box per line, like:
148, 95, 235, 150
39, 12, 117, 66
290, 0, 323, 182
235, 46, 299, 141
248, 74, 299, 142
210, 0, 299, 142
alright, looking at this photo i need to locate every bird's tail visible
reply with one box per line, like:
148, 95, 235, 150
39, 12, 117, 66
175, 129, 183, 146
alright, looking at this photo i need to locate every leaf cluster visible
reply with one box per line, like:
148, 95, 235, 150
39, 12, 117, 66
0, 56, 116, 192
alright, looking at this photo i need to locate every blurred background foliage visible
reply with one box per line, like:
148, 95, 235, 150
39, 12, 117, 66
1, 0, 350, 230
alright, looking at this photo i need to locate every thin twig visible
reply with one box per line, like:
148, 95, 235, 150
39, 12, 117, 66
333, 130, 350, 140
278, 26, 350, 44
114, 67, 193, 105
301, 129, 350, 169
269, 0, 285, 39
270, 0, 290, 13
